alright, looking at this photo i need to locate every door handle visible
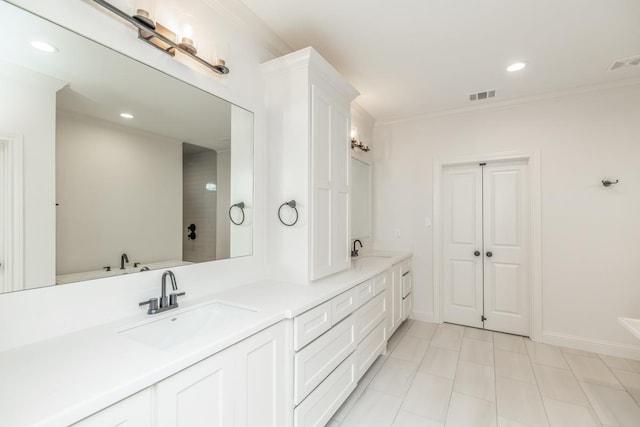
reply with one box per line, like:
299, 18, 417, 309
474, 251, 481, 257
486, 251, 493, 257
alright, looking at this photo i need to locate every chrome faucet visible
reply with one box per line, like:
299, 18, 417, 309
120, 253, 129, 270
138, 270, 186, 315
352, 239, 363, 257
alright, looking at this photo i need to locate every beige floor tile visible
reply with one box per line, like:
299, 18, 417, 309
581, 382, 640, 427
460, 337, 494, 367
402, 372, 453, 422
388, 329, 407, 353
532, 363, 590, 406
495, 349, 536, 384
341, 389, 403, 427
496, 376, 549, 426
392, 335, 430, 364
445, 392, 497, 427
431, 326, 463, 351
493, 333, 527, 354
542, 397, 600, 427
393, 410, 444, 427
363, 354, 387, 381
464, 327, 494, 343
599, 354, 640, 373
525, 341, 569, 369
369, 356, 419, 398
419, 346, 459, 379
564, 353, 623, 390
332, 378, 370, 422
406, 321, 438, 340
497, 417, 534, 426
453, 360, 496, 402
611, 368, 640, 405
560, 346, 600, 359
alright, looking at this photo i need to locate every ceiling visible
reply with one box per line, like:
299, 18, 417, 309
240, 0, 640, 122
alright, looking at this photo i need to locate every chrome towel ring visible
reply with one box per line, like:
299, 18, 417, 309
229, 202, 245, 225
278, 200, 298, 226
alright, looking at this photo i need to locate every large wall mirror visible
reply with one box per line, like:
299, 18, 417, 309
351, 157, 372, 239
0, 2, 254, 293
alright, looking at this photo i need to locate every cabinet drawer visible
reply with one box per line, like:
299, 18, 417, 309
402, 293, 412, 321
372, 272, 387, 296
331, 288, 356, 324
355, 278, 375, 307
400, 259, 411, 275
294, 315, 356, 404
402, 271, 412, 298
355, 292, 386, 343
356, 320, 386, 380
294, 301, 332, 351
293, 353, 357, 427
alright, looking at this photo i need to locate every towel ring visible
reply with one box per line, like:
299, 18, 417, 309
229, 202, 245, 225
278, 200, 298, 226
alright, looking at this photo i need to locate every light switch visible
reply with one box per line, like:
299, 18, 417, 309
424, 217, 432, 228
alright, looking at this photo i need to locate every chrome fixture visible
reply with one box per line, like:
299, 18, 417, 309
139, 270, 185, 314
91, 0, 230, 75
278, 200, 298, 226
120, 253, 129, 270
352, 239, 363, 257
602, 179, 619, 187
228, 202, 246, 225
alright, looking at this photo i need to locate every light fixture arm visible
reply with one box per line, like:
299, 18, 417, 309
91, 0, 229, 75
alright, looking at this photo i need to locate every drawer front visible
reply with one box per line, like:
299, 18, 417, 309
331, 288, 357, 325
402, 271, 412, 298
355, 292, 386, 343
355, 278, 375, 307
372, 272, 387, 296
294, 316, 356, 404
399, 259, 411, 275
293, 353, 357, 427
356, 320, 386, 380
294, 301, 332, 351
402, 293, 412, 321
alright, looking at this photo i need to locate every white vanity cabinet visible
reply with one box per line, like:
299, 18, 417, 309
72, 389, 152, 426
387, 258, 413, 337
263, 47, 360, 284
156, 321, 289, 427
354, 271, 388, 379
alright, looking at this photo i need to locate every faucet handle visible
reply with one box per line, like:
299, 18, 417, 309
169, 292, 185, 306
139, 298, 158, 311
103, 266, 111, 272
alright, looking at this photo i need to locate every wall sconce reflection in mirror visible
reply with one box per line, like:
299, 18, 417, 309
91, 0, 230, 75
602, 179, 619, 187
278, 200, 299, 227
229, 202, 246, 225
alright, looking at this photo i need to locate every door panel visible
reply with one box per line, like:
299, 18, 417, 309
442, 166, 483, 328
483, 161, 529, 336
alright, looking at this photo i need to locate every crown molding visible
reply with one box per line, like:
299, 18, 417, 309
376, 77, 640, 127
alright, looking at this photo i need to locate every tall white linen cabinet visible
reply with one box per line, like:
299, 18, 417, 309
263, 47, 359, 283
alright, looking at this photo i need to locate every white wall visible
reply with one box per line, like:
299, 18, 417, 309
373, 83, 640, 357
57, 112, 182, 274
0, 67, 61, 289
0, 0, 285, 351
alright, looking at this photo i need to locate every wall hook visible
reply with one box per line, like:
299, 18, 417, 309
602, 179, 619, 187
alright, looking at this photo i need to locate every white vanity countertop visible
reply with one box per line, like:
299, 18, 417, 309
619, 317, 640, 341
0, 251, 411, 426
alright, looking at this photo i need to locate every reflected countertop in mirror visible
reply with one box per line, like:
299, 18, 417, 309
0, 1, 254, 293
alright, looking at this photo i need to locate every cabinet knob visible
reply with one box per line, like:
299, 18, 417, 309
486, 251, 493, 258
474, 251, 481, 257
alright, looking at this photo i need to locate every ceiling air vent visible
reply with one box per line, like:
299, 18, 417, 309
469, 89, 496, 102
609, 55, 640, 71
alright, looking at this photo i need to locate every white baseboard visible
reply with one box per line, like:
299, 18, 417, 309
409, 310, 435, 323
543, 331, 640, 361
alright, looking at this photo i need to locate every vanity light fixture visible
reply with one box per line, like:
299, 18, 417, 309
350, 127, 370, 152
31, 40, 58, 53
120, 112, 134, 119
91, 0, 230, 75
507, 62, 527, 72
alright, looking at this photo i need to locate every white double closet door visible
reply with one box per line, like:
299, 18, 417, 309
442, 160, 530, 336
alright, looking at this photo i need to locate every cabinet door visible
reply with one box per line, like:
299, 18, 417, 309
331, 100, 351, 274
72, 389, 152, 426
156, 350, 236, 427
235, 322, 291, 427
388, 265, 403, 336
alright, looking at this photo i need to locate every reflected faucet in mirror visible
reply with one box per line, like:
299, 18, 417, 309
120, 253, 129, 270
352, 239, 363, 257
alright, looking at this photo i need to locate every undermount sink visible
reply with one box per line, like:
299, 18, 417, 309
119, 301, 257, 349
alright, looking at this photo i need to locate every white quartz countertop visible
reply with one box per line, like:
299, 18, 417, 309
0, 251, 411, 426
619, 317, 640, 341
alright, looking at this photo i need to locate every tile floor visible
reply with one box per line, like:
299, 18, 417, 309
326, 320, 640, 427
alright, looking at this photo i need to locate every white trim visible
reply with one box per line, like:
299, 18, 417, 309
376, 77, 640, 126
543, 331, 640, 361
433, 150, 542, 342
0, 133, 24, 293
409, 310, 434, 323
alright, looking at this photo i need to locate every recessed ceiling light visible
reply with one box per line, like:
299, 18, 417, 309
507, 62, 526, 72
31, 40, 58, 53
120, 113, 134, 119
